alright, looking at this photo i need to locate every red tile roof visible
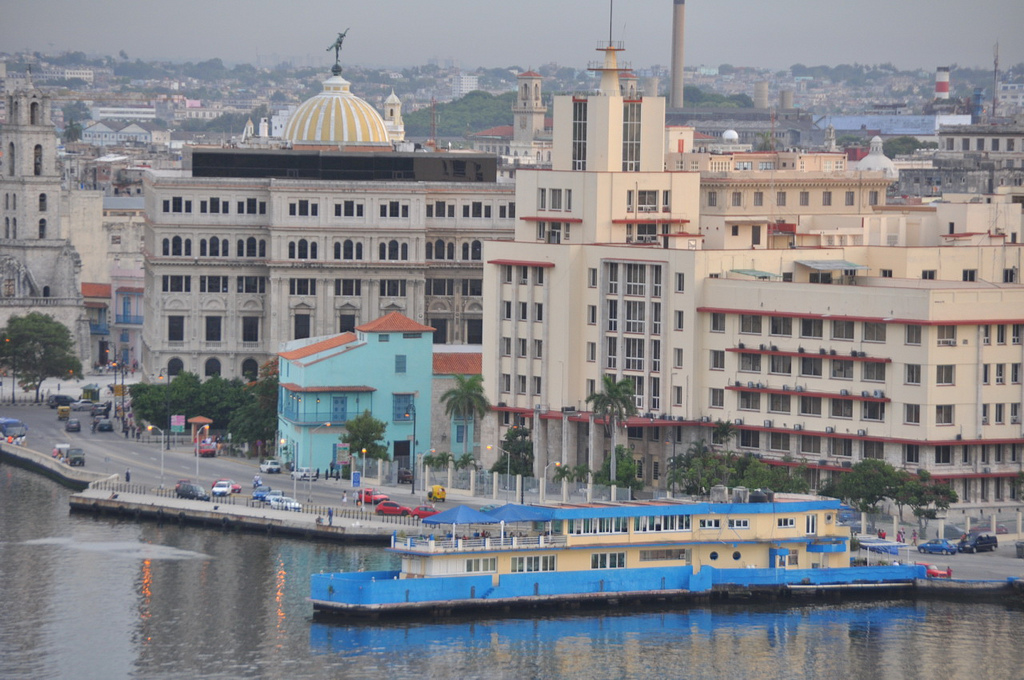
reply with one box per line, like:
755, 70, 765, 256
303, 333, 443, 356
519, 70, 542, 78
356, 312, 434, 334
471, 125, 514, 138
433, 352, 482, 376
81, 282, 112, 298
279, 332, 358, 361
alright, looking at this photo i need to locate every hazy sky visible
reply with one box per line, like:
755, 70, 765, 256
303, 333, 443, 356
1, 0, 1021, 72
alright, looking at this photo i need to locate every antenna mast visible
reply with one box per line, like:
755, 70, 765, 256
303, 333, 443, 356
992, 42, 999, 120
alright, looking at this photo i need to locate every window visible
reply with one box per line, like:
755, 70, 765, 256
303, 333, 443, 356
799, 357, 822, 377
861, 401, 885, 422
674, 310, 684, 331
799, 396, 822, 416
288, 278, 316, 296
831, 359, 854, 380
962, 269, 977, 282
904, 403, 920, 424
863, 323, 886, 343
936, 365, 954, 385
822, 190, 832, 206
511, 555, 556, 573
831, 320, 854, 340
167, 316, 184, 342
776, 191, 787, 207
777, 518, 796, 529
799, 191, 809, 206
590, 552, 626, 569
710, 350, 725, 370
904, 444, 920, 464
905, 325, 922, 345
862, 363, 885, 382
937, 325, 956, 345
587, 342, 596, 362
1014, 325, 1023, 345
711, 313, 725, 332
205, 316, 222, 342
770, 317, 792, 336
707, 191, 718, 207
769, 355, 791, 375
242, 317, 259, 343
753, 191, 764, 207
768, 393, 791, 414
699, 518, 721, 529
738, 392, 761, 411
997, 325, 1007, 344
1012, 363, 1021, 384
587, 305, 597, 324
588, 268, 598, 287
934, 445, 952, 465
800, 318, 823, 339
830, 399, 852, 419
739, 430, 760, 448
801, 436, 822, 454
868, 190, 879, 206
710, 388, 724, 408
731, 191, 742, 207
935, 405, 954, 425
905, 364, 921, 384
845, 191, 855, 206
379, 280, 407, 297
294, 314, 310, 339
922, 270, 936, 280
739, 353, 761, 372
739, 315, 762, 334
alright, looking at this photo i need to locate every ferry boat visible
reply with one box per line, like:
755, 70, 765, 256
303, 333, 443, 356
310, 486, 922, 617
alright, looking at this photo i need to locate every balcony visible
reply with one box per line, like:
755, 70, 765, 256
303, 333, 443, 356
279, 408, 358, 425
115, 314, 144, 325
89, 322, 109, 335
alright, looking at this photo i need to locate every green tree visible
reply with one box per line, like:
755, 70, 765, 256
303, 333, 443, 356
62, 120, 83, 143
734, 458, 810, 494
341, 410, 389, 461
712, 420, 737, 448
678, 440, 728, 495
592, 444, 643, 495
882, 135, 938, 159
586, 375, 637, 483
834, 459, 902, 513
454, 452, 477, 471
440, 373, 491, 460
423, 450, 455, 470
552, 463, 573, 483
488, 425, 534, 477
227, 360, 279, 453
0, 313, 82, 402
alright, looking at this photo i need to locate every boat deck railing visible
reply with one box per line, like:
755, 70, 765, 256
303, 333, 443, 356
392, 533, 568, 553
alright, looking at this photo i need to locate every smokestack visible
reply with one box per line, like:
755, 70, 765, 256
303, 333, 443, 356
780, 89, 794, 110
754, 82, 769, 109
671, 0, 685, 108
935, 66, 950, 100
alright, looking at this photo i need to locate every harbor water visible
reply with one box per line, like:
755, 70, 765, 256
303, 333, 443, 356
2, 464, 1023, 680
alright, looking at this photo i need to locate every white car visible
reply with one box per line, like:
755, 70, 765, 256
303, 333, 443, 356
262, 489, 284, 504
211, 480, 233, 497
290, 467, 314, 481
71, 399, 95, 411
259, 459, 282, 474
269, 495, 301, 512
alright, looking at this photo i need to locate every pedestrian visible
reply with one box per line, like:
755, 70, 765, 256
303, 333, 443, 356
125, 468, 131, 483
342, 490, 348, 504
911, 529, 918, 546
314, 468, 319, 480
327, 507, 333, 526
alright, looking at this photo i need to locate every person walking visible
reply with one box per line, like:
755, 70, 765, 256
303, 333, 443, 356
342, 490, 348, 504
327, 507, 334, 526
911, 529, 918, 546
125, 468, 131, 483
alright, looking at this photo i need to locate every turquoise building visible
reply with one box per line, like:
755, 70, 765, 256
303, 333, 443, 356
277, 312, 434, 475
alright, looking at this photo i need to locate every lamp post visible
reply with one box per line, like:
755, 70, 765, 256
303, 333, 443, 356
486, 443, 514, 502
404, 403, 417, 494
540, 461, 561, 504
148, 425, 165, 488
305, 422, 331, 501
194, 423, 210, 478
158, 369, 170, 450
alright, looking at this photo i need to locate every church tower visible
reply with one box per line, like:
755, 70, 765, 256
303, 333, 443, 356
2, 85, 63, 241
512, 71, 545, 145
383, 89, 405, 142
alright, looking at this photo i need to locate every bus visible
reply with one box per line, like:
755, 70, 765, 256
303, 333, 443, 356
0, 417, 29, 443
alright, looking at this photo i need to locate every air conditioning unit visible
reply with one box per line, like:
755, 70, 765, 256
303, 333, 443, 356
830, 349, 837, 355
857, 429, 867, 436
873, 390, 884, 398
771, 345, 778, 351
851, 349, 858, 356
1012, 417, 1021, 424
796, 385, 805, 392
734, 418, 744, 425
983, 467, 992, 473
738, 342, 745, 349
955, 434, 963, 440
760, 344, 767, 351
639, 205, 657, 213
858, 351, 867, 357
748, 381, 755, 388
938, 339, 956, 346
982, 418, 989, 425
735, 381, 742, 387
764, 420, 773, 428
699, 416, 710, 422
825, 426, 835, 433
819, 348, 827, 355
840, 389, 849, 396
798, 346, 805, 353
783, 385, 791, 391
497, 402, 507, 408
841, 461, 853, 468
794, 424, 803, 430
757, 383, 764, 389
861, 391, 871, 398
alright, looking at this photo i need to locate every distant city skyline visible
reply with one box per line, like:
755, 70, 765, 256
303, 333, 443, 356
1, 0, 1022, 74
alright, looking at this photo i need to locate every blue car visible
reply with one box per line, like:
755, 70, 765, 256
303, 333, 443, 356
252, 485, 274, 502
917, 538, 958, 556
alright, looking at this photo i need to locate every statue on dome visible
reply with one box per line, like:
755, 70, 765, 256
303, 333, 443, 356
327, 29, 350, 66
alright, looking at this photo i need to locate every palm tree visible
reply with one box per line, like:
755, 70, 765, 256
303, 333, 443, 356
585, 376, 637, 483
440, 374, 491, 461
712, 420, 737, 449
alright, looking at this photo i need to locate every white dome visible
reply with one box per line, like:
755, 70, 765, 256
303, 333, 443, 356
854, 136, 897, 178
722, 129, 739, 141
283, 73, 390, 146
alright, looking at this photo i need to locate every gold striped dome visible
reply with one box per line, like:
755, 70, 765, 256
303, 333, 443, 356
283, 74, 390, 146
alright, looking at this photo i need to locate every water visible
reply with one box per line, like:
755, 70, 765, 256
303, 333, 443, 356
2, 463, 1023, 680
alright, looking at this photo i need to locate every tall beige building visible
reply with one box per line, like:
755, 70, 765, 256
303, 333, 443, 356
483, 41, 1024, 510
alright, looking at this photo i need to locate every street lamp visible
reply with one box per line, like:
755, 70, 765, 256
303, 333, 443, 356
194, 423, 210, 478
304, 422, 331, 501
486, 443, 514, 502
540, 461, 561, 504
148, 425, 165, 488
157, 369, 170, 450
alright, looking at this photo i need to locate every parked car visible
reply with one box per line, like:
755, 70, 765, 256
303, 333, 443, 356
958, 534, 998, 553
92, 402, 112, 418
259, 459, 282, 474
356, 488, 389, 505
969, 523, 1009, 535
409, 505, 440, 520
916, 563, 953, 578
427, 485, 447, 502
176, 483, 211, 501
48, 394, 76, 408
65, 447, 85, 467
252, 485, 274, 502
291, 467, 314, 481
397, 468, 413, 484
917, 539, 958, 556
174, 479, 192, 493
211, 480, 234, 497
262, 489, 285, 504
71, 399, 95, 411
197, 441, 217, 457
95, 419, 114, 432
269, 496, 301, 512
375, 501, 412, 516
212, 478, 241, 494
64, 418, 81, 432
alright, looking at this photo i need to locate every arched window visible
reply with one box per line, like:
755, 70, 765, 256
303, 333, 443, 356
379, 242, 386, 260
471, 240, 482, 260
168, 357, 184, 377
4, 217, 9, 239
258, 240, 266, 257
209, 237, 220, 257
343, 240, 353, 260
11, 218, 15, 239
247, 237, 257, 257
425, 241, 433, 259
521, 83, 528, 99
446, 242, 455, 260
171, 236, 182, 256
39, 193, 47, 212
400, 243, 408, 260
204, 358, 221, 377
34, 145, 42, 176
237, 239, 244, 256
388, 240, 399, 260
462, 242, 470, 260
162, 238, 170, 256
355, 243, 362, 260
42, 285, 50, 297
4, 194, 7, 209
38, 219, 46, 238
434, 239, 445, 259
184, 239, 192, 256
241, 358, 259, 380
334, 242, 341, 259
534, 83, 540, 101
200, 239, 208, 257
11, 195, 14, 209
288, 241, 296, 259
7, 143, 14, 176
310, 241, 318, 259
221, 238, 228, 256
30, 101, 40, 125
297, 239, 308, 259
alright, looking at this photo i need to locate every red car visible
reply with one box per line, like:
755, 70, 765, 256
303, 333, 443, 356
197, 442, 217, 457
409, 505, 440, 520
375, 501, 412, 516
213, 478, 242, 494
916, 562, 952, 578
356, 488, 390, 505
